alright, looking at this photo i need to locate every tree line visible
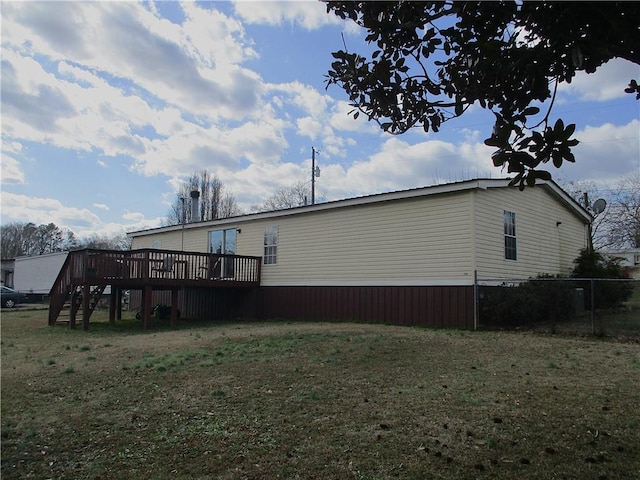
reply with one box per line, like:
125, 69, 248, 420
0, 222, 131, 259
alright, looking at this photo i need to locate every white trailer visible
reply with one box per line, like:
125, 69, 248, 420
14, 252, 69, 295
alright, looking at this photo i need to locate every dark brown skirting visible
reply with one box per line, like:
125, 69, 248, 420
128, 285, 474, 329
257, 285, 474, 329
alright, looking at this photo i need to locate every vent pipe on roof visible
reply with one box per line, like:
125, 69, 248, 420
190, 190, 200, 222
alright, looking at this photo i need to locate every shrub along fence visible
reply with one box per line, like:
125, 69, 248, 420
476, 277, 639, 339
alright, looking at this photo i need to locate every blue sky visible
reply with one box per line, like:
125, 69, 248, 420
1, 1, 639, 239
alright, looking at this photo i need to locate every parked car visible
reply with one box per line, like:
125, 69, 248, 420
1, 286, 28, 308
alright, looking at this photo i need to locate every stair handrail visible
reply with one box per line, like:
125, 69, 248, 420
48, 249, 89, 325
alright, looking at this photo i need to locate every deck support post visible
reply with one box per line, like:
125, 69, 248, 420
143, 285, 153, 330
117, 289, 122, 320
109, 288, 117, 326
82, 284, 90, 331
171, 288, 179, 328
69, 288, 79, 330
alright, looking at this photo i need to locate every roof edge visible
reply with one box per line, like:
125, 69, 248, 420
128, 177, 590, 237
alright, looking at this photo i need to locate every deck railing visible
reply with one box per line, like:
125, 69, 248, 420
50, 248, 262, 288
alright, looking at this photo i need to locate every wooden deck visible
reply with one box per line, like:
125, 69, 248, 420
48, 248, 261, 330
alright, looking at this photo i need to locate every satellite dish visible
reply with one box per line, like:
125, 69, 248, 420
592, 198, 607, 215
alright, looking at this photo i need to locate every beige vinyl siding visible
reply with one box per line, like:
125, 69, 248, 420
128, 180, 589, 286
130, 226, 208, 252
246, 192, 475, 286
473, 186, 588, 280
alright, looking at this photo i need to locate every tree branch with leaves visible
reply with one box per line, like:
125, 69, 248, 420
325, 1, 640, 189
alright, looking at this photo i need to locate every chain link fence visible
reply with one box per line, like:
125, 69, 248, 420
476, 277, 640, 340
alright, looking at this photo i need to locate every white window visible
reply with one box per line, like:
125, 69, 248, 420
264, 226, 278, 265
504, 210, 517, 261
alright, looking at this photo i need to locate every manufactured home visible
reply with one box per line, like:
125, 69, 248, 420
119, 178, 589, 329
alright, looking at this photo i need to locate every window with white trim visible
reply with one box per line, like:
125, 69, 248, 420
504, 210, 517, 260
264, 226, 278, 265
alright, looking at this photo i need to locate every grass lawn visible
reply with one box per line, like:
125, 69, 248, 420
2, 309, 639, 480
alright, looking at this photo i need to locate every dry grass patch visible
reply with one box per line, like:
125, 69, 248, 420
2, 310, 639, 479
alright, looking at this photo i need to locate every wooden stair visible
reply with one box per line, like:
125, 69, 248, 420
49, 254, 106, 328
50, 285, 106, 326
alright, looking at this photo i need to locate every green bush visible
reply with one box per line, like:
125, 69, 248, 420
572, 249, 633, 309
480, 275, 575, 327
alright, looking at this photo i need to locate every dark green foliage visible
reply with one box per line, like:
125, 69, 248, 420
325, 2, 640, 187
480, 275, 575, 327
571, 248, 633, 309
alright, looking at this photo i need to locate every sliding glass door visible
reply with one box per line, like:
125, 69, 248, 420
208, 228, 237, 278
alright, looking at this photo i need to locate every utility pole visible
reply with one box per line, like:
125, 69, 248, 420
311, 147, 320, 205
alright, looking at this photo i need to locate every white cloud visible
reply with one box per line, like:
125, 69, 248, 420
2, 142, 23, 155
223, 160, 309, 210
92, 203, 110, 211
559, 59, 640, 102
1, 2, 300, 184
0, 155, 25, 184
0, 191, 163, 237
561, 119, 640, 184
329, 100, 376, 133
0, 192, 102, 233
122, 210, 145, 222
296, 116, 323, 140
232, 0, 343, 30
272, 81, 333, 117
181, 2, 257, 67
2, 2, 263, 123
320, 131, 355, 158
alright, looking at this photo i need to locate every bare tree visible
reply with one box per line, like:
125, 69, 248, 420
561, 180, 609, 250
605, 174, 640, 249
562, 174, 640, 250
0, 222, 73, 257
0, 222, 26, 258
164, 170, 241, 225
256, 181, 312, 212
218, 191, 243, 219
